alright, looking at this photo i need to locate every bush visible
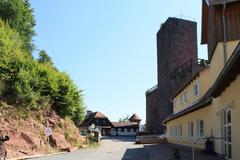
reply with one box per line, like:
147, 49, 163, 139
0, 19, 85, 125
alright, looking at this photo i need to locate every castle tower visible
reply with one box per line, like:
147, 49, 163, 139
146, 18, 199, 134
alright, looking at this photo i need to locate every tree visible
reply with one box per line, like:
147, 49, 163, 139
38, 50, 54, 66
0, 0, 85, 125
0, 0, 36, 52
119, 115, 130, 122
0, 20, 85, 125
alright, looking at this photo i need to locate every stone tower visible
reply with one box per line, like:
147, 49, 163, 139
146, 17, 199, 134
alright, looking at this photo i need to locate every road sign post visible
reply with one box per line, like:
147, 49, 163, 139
45, 120, 52, 152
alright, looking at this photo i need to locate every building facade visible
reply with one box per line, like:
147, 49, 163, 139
111, 122, 139, 136
146, 17, 200, 134
80, 111, 113, 136
111, 113, 141, 136
164, 1, 240, 159
81, 112, 141, 136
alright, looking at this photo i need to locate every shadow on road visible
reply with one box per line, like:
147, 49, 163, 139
122, 147, 149, 160
102, 136, 136, 142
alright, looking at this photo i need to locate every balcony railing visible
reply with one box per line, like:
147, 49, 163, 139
170, 58, 208, 81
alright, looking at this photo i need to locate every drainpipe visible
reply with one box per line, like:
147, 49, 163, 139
222, 2, 227, 65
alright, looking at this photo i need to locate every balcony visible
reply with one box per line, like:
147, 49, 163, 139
170, 58, 208, 81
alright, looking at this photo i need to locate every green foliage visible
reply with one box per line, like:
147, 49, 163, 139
0, 20, 85, 126
119, 115, 130, 122
38, 50, 54, 66
0, 0, 36, 52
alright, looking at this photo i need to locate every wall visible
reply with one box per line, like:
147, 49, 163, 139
167, 74, 240, 160
167, 105, 214, 149
173, 68, 210, 113
209, 40, 239, 85
212, 75, 240, 159
166, 41, 240, 159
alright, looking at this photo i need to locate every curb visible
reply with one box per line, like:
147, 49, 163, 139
9, 151, 67, 160
8, 147, 80, 160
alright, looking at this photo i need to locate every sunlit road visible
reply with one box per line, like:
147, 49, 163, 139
29, 136, 149, 160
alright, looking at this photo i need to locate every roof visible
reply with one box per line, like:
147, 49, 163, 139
112, 122, 139, 128
164, 42, 240, 123
81, 111, 112, 127
207, 0, 239, 5
163, 97, 212, 124
89, 111, 107, 119
129, 113, 141, 121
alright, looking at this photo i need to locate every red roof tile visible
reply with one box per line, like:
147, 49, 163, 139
94, 111, 107, 119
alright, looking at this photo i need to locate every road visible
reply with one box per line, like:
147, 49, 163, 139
30, 136, 149, 160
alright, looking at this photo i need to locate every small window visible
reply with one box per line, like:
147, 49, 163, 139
193, 81, 200, 96
127, 128, 131, 132
180, 94, 184, 104
178, 124, 182, 137
170, 126, 173, 137
188, 122, 194, 138
174, 99, 177, 109
197, 120, 204, 138
173, 125, 177, 137
121, 128, 125, 132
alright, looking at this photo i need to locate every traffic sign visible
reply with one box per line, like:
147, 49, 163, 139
45, 127, 52, 137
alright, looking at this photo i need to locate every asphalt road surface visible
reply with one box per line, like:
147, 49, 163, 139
30, 136, 149, 160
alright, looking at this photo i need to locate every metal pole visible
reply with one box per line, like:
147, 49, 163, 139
222, 2, 227, 65
192, 137, 224, 160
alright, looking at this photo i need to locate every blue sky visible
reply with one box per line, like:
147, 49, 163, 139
30, 0, 207, 123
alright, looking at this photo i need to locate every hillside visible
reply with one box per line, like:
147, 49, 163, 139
0, 101, 85, 158
0, 1, 86, 158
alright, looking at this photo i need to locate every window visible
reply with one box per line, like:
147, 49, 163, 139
188, 122, 194, 138
127, 128, 131, 132
223, 110, 232, 159
178, 124, 182, 137
193, 81, 200, 96
170, 126, 173, 137
173, 125, 177, 137
121, 128, 125, 132
180, 94, 184, 104
197, 120, 204, 138
183, 91, 188, 102
174, 99, 177, 109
